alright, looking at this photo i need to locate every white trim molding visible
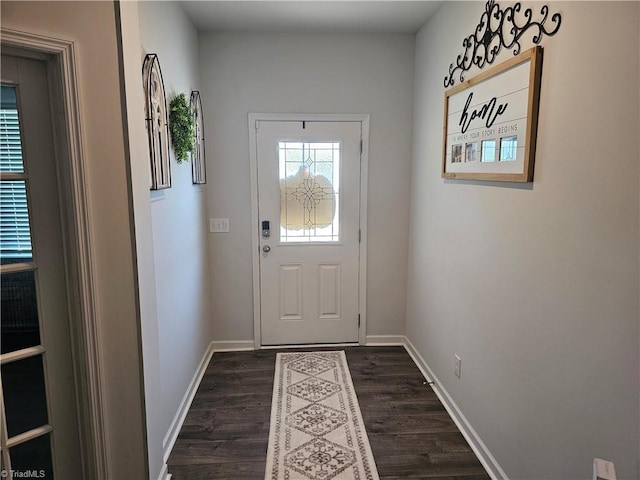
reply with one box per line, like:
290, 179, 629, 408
212, 340, 255, 352
156, 463, 170, 480
365, 335, 405, 346
248, 113, 370, 349
1, 28, 107, 479
162, 342, 215, 465
261, 343, 359, 351
403, 337, 508, 480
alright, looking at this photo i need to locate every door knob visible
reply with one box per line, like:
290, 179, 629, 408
263, 245, 271, 253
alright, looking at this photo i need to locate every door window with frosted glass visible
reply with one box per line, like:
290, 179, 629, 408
279, 141, 340, 243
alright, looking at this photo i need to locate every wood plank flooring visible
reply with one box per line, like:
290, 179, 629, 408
167, 346, 489, 479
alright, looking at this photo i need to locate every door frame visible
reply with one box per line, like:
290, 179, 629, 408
248, 113, 370, 348
1, 28, 107, 478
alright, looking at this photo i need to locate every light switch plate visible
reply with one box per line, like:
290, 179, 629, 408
454, 354, 461, 379
210, 218, 229, 233
593, 458, 616, 480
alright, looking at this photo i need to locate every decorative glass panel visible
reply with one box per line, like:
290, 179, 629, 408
142, 54, 171, 190
1, 270, 40, 354
279, 142, 340, 243
2, 355, 49, 438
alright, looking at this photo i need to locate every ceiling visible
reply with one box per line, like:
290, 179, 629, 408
179, 1, 443, 34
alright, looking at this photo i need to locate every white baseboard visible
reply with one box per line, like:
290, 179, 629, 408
212, 340, 255, 352
403, 337, 508, 480
365, 335, 405, 346
162, 341, 215, 464
261, 342, 359, 350
156, 462, 170, 480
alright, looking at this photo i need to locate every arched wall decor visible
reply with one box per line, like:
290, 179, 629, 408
444, 0, 561, 88
190, 91, 206, 185
142, 53, 171, 190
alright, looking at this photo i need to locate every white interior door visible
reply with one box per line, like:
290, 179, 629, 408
1, 54, 82, 478
255, 120, 362, 345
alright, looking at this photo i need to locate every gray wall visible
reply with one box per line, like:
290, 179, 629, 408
407, 2, 639, 479
136, 0, 213, 471
198, 32, 415, 342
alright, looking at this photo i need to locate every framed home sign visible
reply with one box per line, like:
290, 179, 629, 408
442, 46, 543, 182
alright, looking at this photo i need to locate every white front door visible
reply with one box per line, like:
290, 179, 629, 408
1, 54, 82, 478
255, 119, 363, 345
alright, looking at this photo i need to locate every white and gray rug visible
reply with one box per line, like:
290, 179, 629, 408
265, 351, 379, 480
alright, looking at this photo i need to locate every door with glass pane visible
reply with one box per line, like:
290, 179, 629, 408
1, 55, 82, 478
256, 120, 361, 345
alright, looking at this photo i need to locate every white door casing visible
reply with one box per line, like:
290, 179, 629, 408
250, 115, 369, 346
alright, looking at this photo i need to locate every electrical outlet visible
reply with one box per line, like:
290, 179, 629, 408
209, 218, 230, 233
454, 354, 462, 379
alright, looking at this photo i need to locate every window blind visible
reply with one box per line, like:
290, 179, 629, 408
1, 86, 32, 260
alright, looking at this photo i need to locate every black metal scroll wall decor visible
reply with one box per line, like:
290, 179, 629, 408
190, 91, 207, 185
444, 0, 562, 88
143, 53, 172, 190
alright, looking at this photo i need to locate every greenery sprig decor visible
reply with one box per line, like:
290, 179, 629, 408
169, 93, 195, 164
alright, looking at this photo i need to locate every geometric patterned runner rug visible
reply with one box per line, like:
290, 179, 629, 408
265, 351, 380, 480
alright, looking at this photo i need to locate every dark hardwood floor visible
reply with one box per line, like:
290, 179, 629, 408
167, 346, 489, 479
